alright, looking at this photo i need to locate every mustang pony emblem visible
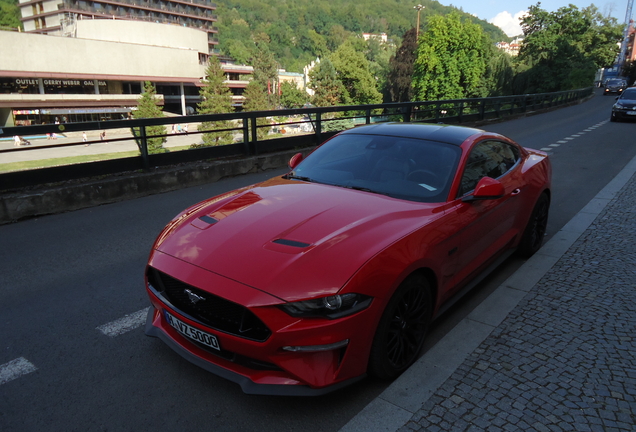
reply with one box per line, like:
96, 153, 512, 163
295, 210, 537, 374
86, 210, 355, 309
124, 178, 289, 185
185, 289, 205, 304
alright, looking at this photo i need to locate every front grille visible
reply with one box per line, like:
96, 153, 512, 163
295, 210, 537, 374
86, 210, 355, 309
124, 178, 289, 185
147, 268, 272, 342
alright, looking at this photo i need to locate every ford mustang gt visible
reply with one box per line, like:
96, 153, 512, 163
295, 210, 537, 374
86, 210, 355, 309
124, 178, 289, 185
144, 123, 551, 395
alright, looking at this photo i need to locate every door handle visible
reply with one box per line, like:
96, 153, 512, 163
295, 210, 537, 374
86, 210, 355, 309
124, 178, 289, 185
511, 188, 521, 196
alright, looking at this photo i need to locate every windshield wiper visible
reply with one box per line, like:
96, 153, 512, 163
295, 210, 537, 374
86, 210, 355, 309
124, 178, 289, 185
286, 174, 315, 182
340, 185, 389, 196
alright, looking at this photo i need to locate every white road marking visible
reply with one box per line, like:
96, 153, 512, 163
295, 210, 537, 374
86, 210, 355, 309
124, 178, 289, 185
544, 120, 606, 152
0, 357, 37, 385
97, 307, 150, 337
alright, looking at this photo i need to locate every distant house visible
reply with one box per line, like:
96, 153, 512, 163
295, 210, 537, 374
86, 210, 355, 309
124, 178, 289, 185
362, 33, 388, 43
496, 37, 523, 56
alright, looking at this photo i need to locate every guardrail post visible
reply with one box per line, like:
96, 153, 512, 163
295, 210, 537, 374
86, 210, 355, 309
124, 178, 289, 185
140, 125, 149, 169
522, 95, 527, 113
242, 118, 250, 156
366, 109, 371, 124
479, 99, 485, 120
402, 105, 412, 122
250, 116, 258, 154
458, 102, 464, 123
315, 112, 322, 144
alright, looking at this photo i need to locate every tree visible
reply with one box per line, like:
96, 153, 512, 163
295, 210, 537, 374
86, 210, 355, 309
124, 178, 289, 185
131, 81, 166, 154
280, 81, 308, 109
330, 41, 383, 105
412, 12, 489, 101
386, 28, 418, 102
481, 47, 515, 97
251, 44, 279, 106
196, 56, 234, 147
518, 3, 623, 93
242, 81, 271, 140
309, 58, 349, 107
0, 0, 21, 29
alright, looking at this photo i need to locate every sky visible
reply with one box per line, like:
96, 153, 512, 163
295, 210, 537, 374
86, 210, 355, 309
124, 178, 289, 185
441, 0, 631, 36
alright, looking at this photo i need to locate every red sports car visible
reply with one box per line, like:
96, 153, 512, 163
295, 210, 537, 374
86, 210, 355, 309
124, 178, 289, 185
144, 123, 551, 395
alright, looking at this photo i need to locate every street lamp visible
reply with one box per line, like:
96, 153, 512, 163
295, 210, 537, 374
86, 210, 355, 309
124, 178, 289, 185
414, 4, 425, 39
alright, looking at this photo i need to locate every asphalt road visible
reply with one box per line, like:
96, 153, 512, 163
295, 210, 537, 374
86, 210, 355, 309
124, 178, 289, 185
1, 89, 634, 432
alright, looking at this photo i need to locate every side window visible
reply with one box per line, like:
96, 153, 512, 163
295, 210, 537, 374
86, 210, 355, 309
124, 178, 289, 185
460, 141, 520, 195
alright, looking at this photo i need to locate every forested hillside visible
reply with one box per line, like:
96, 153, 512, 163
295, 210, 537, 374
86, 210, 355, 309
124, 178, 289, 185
215, 0, 508, 71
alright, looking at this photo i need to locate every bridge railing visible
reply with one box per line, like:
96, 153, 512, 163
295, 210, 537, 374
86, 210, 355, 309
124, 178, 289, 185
0, 87, 593, 192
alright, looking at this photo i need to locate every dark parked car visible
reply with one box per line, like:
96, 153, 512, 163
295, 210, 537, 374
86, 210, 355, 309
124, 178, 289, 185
611, 88, 636, 122
604, 78, 627, 95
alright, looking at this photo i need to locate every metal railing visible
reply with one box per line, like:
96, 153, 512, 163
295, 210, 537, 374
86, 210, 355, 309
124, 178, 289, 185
0, 87, 593, 191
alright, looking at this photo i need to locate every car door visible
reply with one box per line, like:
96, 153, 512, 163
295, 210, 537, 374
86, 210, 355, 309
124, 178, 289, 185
442, 139, 525, 297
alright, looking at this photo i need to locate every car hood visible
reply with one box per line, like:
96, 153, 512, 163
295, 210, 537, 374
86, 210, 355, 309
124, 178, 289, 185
154, 177, 443, 301
616, 97, 636, 106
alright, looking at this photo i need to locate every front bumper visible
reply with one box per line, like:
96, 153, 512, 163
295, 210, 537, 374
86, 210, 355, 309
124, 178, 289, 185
612, 109, 636, 120
144, 307, 365, 395
143, 252, 380, 395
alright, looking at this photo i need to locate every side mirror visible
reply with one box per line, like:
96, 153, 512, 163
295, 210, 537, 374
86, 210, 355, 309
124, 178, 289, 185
462, 177, 505, 202
289, 153, 304, 170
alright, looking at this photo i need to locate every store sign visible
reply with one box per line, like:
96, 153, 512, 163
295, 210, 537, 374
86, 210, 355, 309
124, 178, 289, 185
13, 79, 107, 87
15, 79, 39, 85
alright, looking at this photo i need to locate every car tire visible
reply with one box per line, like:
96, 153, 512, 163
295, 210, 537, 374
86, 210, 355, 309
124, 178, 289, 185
517, 193, 550, 258
368, 273, 432, 380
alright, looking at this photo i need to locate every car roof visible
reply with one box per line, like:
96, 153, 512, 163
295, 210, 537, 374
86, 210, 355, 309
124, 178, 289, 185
339, 122, 483, 146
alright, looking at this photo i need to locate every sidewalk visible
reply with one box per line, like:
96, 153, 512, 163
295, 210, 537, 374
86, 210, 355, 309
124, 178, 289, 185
0, 129, 206, 164
342, 154, 636, 431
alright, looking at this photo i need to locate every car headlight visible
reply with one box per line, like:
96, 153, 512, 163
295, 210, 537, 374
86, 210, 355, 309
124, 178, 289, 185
280, 293, 373, 319
615, 103, 625, 109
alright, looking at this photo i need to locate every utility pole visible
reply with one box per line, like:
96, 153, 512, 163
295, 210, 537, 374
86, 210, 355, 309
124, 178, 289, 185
414, 4, 425, 39
618, 0, 634, 72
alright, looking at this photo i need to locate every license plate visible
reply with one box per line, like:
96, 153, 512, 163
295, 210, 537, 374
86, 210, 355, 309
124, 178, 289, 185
627, 111, 636, 115
164, 311, 220, 351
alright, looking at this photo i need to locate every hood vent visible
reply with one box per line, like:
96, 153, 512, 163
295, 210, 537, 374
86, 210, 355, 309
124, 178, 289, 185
272, 239, 311, 248
199, 215, 219, 225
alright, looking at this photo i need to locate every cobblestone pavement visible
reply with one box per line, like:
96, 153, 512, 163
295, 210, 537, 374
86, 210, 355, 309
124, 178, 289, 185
399, 173, 636, 431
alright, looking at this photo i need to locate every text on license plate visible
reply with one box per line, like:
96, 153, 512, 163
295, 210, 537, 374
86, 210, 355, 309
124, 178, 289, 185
627, 111, 636, 115
164, 311, 220, 351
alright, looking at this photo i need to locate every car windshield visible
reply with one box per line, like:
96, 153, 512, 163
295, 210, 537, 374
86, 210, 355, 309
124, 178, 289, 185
608, 79, 624, 85
289, 133, 461, 203
620, 89, 636, 99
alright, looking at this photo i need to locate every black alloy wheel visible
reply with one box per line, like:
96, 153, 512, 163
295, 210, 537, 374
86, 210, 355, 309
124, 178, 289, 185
368, 274, 432, 379
517, 193, 550, 258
